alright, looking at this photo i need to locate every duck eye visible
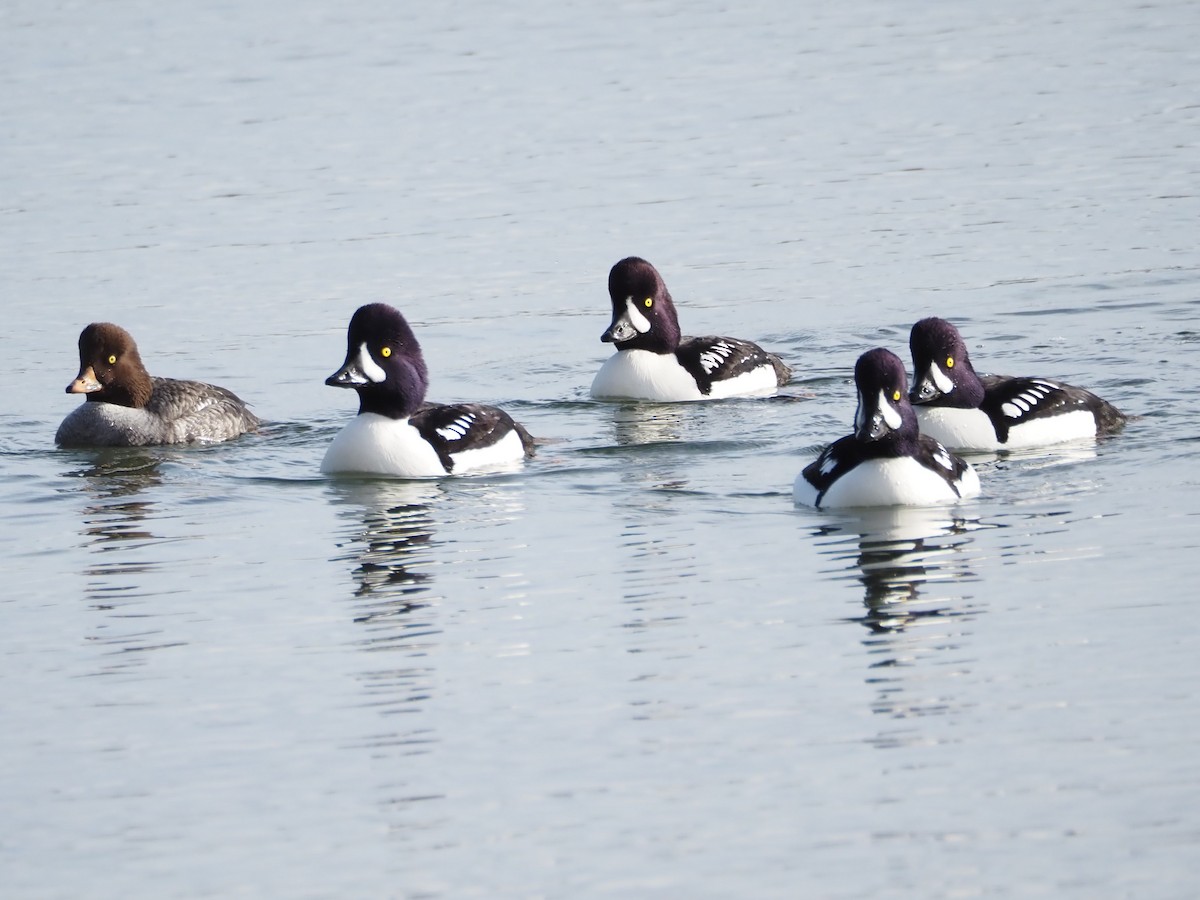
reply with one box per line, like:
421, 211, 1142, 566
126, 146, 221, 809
643, 297, 653, 308
380, 346, 392, 358
107, 355, 117, 365
945, 356, 954, 368
892, 390, 901, 402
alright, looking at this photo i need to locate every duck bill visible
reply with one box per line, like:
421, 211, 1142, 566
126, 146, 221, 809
910, 363, 951, 404
325, 359, 369, 388
855, 412, 892, 442
910, 375, 941, 404
601, 314, 637, 344
912, 374, 940, 403
66, 366, 102, 394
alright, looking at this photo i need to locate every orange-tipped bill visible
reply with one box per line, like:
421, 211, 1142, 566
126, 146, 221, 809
66, 366, 102, 394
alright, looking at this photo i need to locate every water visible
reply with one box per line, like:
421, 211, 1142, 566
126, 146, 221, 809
3, 0, 1200, 896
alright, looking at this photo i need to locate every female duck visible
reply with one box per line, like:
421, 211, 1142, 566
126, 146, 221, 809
56, 322, 260, 447
794, 348, 980, 509
322, 303, 534, 477
908, 317, 1127, 451
590, 257, 791, 401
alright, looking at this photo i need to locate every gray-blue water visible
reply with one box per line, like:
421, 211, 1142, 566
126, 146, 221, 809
4, 1, 1200, 896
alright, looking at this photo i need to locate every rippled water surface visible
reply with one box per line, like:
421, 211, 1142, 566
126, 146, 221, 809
4, 1, 1200, 897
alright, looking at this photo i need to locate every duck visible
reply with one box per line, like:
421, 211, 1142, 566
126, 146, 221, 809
794, 348, 980, 509
590, 257, 792, 401
55, 322, 260, 447
908, 317, 1127, 451
321, 303, 535, 477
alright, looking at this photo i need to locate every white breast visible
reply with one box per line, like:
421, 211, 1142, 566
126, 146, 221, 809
591, 350, 705, 401
794, 457, 979, 509
321, 413, 447, 478
591, 349, 779, 401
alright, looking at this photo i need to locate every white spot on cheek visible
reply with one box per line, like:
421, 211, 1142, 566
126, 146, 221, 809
358, 342, 387, 383
625, 297, 651, 334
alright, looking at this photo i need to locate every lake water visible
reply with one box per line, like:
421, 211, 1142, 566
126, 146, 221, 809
3, 0, 1200, 896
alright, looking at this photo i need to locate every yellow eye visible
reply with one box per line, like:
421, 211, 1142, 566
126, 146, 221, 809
892, 390, 901, 402
643, 297, 653, 308
107, 355, 117, 365
380, 346, 392, 358
946, 357, 954, 368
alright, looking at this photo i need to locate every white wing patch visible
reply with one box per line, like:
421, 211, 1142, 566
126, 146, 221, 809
819, 452, 839, 475
698, 341, 736, 374
436, 414, 476, 441
1001, 380, 1058, 420
932, 443, 954, 470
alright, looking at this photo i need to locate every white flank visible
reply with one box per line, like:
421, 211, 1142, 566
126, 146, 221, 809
792, 472, 821, 507
917, 405, 1097, 451
448, 428, 527, 474
706, 366, 780, 399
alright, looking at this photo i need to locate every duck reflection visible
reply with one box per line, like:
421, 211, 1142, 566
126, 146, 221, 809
326, 480, 440, 646
61, 448, 179, 673
845, 507, 980, 633
65, 448, 164, 545
602, 403, 697, 498
814, 506, 986, 748
608, 401, 692, 447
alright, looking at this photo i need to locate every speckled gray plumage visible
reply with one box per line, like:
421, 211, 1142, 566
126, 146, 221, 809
56, 376, 260, 447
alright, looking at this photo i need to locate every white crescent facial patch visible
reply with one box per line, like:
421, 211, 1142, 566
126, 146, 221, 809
878, 390, 903, 430
928, 362, 954, 395
358, 342, 387, 383
624, 296, 652, 334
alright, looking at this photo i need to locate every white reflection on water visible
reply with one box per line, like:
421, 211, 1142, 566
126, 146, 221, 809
60, 450, 185, 676
609, 402, 692, 447
811, 506, 987, 749
325, 480, 443, 761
